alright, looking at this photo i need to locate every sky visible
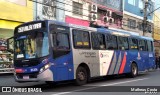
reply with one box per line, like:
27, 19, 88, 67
155, 0, 160, 12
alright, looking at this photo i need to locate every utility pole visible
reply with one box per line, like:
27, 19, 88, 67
143, 0, 148, 36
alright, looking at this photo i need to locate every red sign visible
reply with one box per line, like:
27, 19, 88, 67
65, 16, 90, 27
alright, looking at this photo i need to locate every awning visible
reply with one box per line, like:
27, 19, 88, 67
0, 20, 22, 29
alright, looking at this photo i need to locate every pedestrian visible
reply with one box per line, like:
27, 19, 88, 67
158, 56, 160, 69
155, 55, 159, 69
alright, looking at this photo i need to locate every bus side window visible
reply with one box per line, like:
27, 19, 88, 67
138, 39, 146, 51
118, 36, 129, 50
52, 33, 70, 50
147, 40, 153, 52
73, 29, 90, 49
129, 38, 138, 50
123, 37, 129, 50
151, 41, 153, 52
106, 35, 118, 50
91, 33, 106, 50
144, 40, 148, 51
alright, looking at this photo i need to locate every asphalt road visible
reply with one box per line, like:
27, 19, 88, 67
0, 70, 160, 95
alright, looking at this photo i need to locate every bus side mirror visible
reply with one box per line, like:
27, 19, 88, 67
7, 37, 14, 53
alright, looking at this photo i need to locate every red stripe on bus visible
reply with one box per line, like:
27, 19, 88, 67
119, 53, 126, 74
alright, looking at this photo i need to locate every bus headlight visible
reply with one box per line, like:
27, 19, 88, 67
39, 64, 50, 73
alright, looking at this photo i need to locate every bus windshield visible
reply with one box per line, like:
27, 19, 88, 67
15, 32, 49, 59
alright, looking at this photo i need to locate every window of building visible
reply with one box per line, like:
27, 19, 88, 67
92, 33, 106, 50
6, 0, 27, 6
129, 38, 138, 50
106, 34, 118, 50
72, 1, 83, 16
42, 0, 56, 20
73, 30, 90, 49
138, 22, 143, 31
147, 25, 152, 33
128, 0, 136, 6
128, 19, 136, 29
118, 36, 129, 50
139, 0, 143, 9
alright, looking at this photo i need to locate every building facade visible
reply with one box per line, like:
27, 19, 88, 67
90, 0, 123, 29
64, 0, 90, 26
64, 0, 123, 28
35, 0, 65, 22
0, 0, 33, 38
153, 11, 160, 55
123, 0, 154, 37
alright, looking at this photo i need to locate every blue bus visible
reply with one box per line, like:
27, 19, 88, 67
7, 20, 155, 85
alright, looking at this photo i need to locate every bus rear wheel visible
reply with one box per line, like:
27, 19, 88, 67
75, 66, 88, 85
129, 63, 138, 78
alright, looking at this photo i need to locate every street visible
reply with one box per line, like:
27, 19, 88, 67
0, 70, 160, 95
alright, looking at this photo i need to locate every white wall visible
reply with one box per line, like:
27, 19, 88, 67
64, 0, 90, 20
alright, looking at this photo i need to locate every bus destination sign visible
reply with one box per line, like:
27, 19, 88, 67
18, 23, 42, 33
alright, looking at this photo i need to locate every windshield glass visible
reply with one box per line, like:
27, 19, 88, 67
15, 32, 49, 59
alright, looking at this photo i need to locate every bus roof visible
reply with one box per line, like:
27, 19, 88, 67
97, 28, 153, 41
15, 20, 153, 41
48, 20, 97, 31
48, 20, 153, 40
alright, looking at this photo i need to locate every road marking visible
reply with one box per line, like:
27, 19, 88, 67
87, 78, 149, 86
52, 78, 149, 95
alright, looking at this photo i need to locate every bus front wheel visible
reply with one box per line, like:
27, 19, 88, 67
75, 66, 88, 85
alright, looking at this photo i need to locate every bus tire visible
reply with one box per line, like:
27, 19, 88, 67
45, 81, 57, 86
75, 66, 88, 85
129, 63, 138, 78
45, 81, 53, 84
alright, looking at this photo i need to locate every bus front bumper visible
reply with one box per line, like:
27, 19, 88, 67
15, 69, 53, 82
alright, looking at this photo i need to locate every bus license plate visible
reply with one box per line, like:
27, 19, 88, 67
23, 76, 29, 79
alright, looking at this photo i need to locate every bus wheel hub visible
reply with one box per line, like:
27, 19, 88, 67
78, 72, 85, 81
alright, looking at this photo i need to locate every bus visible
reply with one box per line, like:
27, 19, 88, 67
7, 20, 155, 85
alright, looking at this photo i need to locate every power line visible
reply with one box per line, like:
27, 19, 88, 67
28, 0, 160, 36
33, 0, 90, 11
148, 6, 160, 16
29, 0, 92, 19
4, 0, 160, 36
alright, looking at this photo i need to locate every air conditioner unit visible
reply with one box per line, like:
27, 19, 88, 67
91, 4, 97, 13
107, 11, 112, 17
103, 16, 108, 23
90, 13, 97, 21
109, 18, 114, 23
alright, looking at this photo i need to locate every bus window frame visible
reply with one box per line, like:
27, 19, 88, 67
72, 29, 91, 49
138, 39, 148, 51
129, 37, 139, 50
51, 32, 71, 51
49, 24, 71, 51
106, 34, 118, 50
117, 36, 129, 50
91, 32, 106, 50
147, 40, 153, 52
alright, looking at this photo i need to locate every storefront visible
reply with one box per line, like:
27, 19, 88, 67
154, 40, 160, 56
0, 20, 22, 38
0, 19, 22, 51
